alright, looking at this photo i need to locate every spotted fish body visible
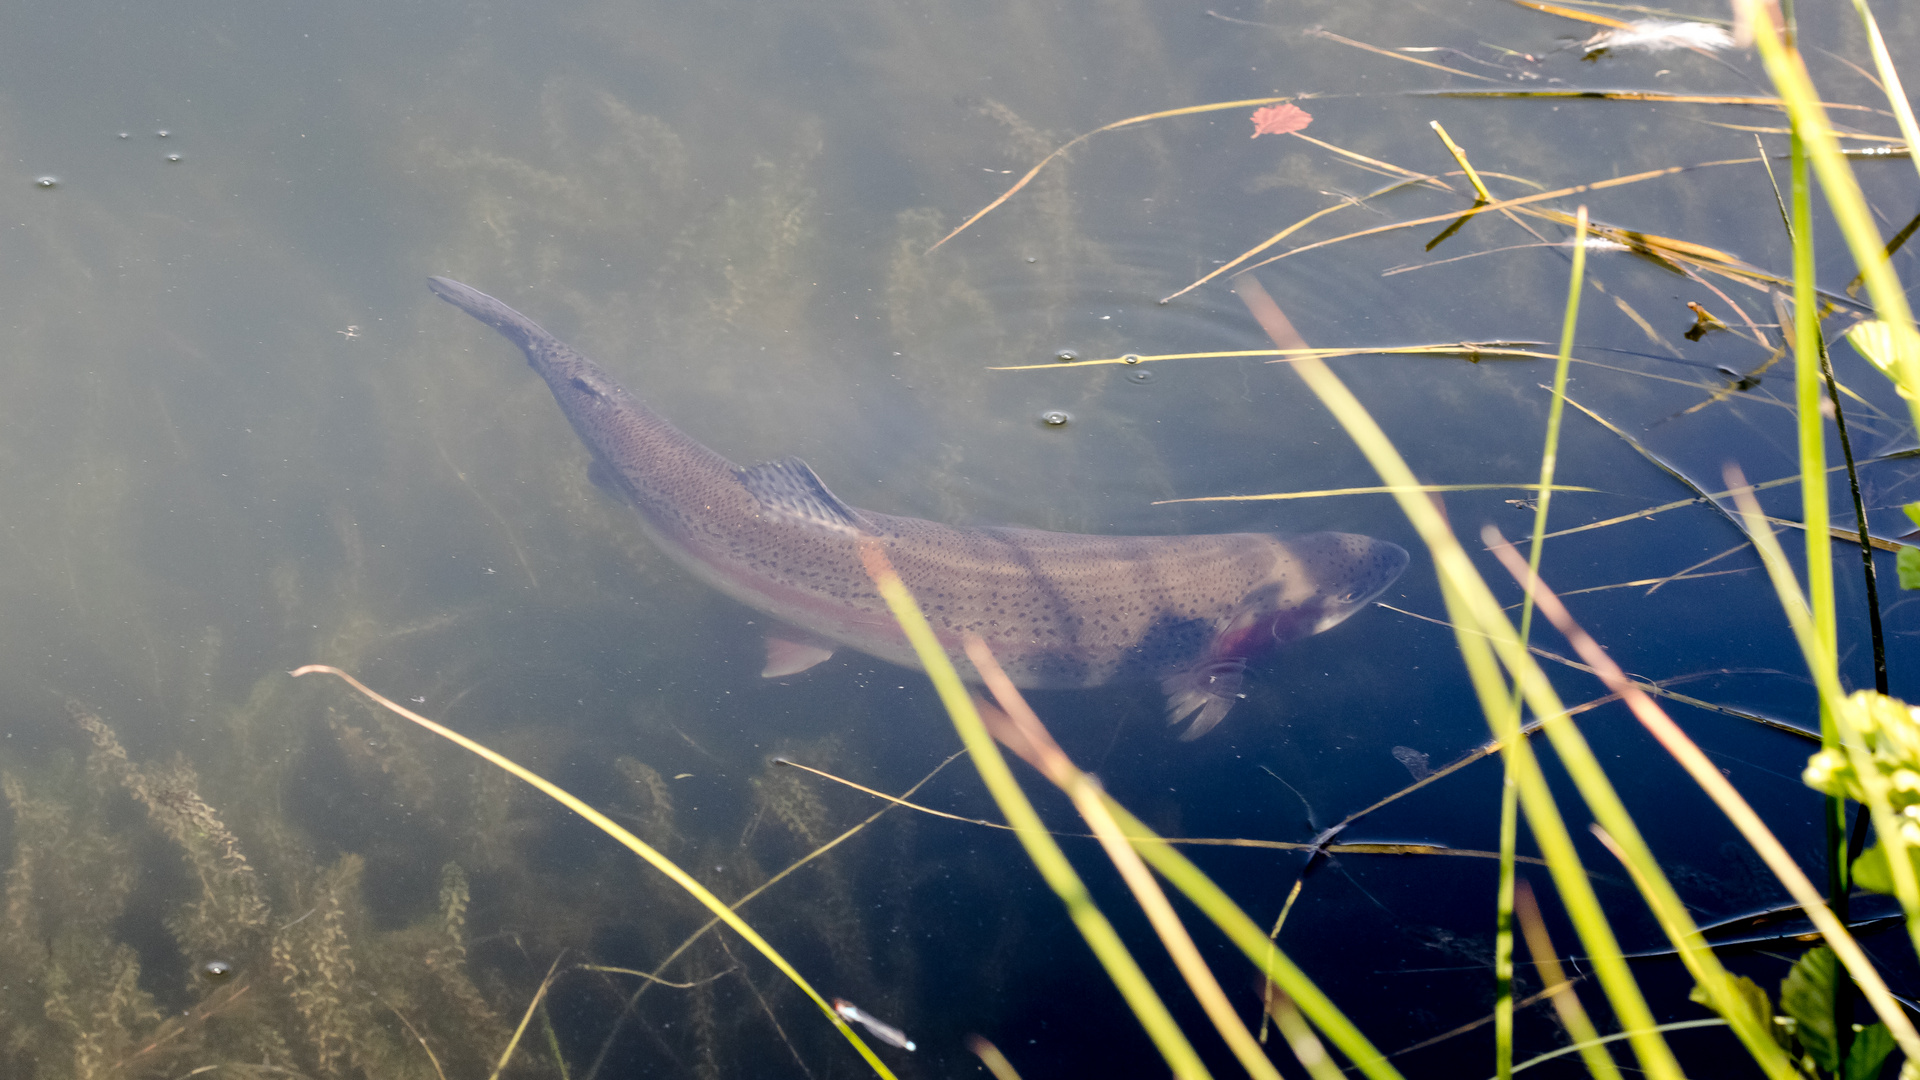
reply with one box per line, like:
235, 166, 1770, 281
428, 277, 1407, 738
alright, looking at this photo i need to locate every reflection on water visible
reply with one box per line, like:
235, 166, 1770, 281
2, 0, 1919, 1076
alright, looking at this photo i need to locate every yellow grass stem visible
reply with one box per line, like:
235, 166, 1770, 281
851, 543, 1213, 1080
1157, 484, 1597, 506
1483, 530, 1920, 1065
1429, 122, 1494, 203
1163, 200, 1360, 303
287, 665, 902, 1080
491, 955, 564, 1080
1849, 0, 1920, 194
1305, 27, 1500, 83
926, 96, 1304, 253
1262, 989, 1346, 1080
1245, 158, 1754, 270
992, 343, 1556, 370
966, 1036, 1026, 1080
1236, 273, 1700, 1079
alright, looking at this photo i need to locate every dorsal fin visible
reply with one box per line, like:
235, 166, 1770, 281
736, 456, 872, 536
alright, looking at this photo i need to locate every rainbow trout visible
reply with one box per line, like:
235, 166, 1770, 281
428, 277, 1407, 738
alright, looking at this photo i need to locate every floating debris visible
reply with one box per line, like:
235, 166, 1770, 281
1684, 301, 1730, 342
1249, 102, 1312, 138
1039, 409, 1071, 427
1583, 20, 1734, 57
1391, 745, 1433, 781
832, 998, 916, 1051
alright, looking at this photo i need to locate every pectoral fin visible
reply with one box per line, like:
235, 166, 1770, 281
1162, 659, 1247, 740
587, 457, 624, 497
763, 635, 837, 678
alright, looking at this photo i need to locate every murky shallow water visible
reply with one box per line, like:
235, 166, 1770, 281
2, 0, 1919, 1076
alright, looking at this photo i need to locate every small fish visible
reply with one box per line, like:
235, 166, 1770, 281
428, 278, 1407, 738
832, 998, 915, 1051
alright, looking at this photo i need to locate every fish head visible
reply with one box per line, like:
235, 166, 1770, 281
1289, 531, 1410, 637
1219, 531, 1409, 653
1164, 531, 1408, 740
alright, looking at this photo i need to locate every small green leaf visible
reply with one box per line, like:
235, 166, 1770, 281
1904, 502, 1920, 530
1899, 546, 1920, 591
1780, 947, 1841, 1073
1846, 1022, 1895, 1080
1851, 840, 1920, 897
1849, 320, 1920, 400
1692, 975, 1789, 1051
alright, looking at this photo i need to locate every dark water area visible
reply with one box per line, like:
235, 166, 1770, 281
2, 0, 1919, 1077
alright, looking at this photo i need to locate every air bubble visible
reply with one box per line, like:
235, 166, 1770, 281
1039, 410, 1071, 427
1054, 349, 1079, 363
1121, 354, 1141, 364
197, 960, 234, 984
34, 176, 57, 189
165, 154, 182, 163
156, 129, 170, 137
1129, 369, 1155, 383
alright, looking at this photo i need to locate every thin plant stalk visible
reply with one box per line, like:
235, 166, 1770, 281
851, 543, 1214, 1080
1496, 203, 1589, 1080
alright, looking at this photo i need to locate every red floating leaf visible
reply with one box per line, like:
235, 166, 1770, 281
1249, 103, 1312, 138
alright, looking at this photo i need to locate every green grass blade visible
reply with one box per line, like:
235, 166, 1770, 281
288, 665, 902, 1080
1739, 0, 1920, 432
1496, 203, 1591, 1080
851, 544, 1214, 1080
1234, 274, 1683, 1080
